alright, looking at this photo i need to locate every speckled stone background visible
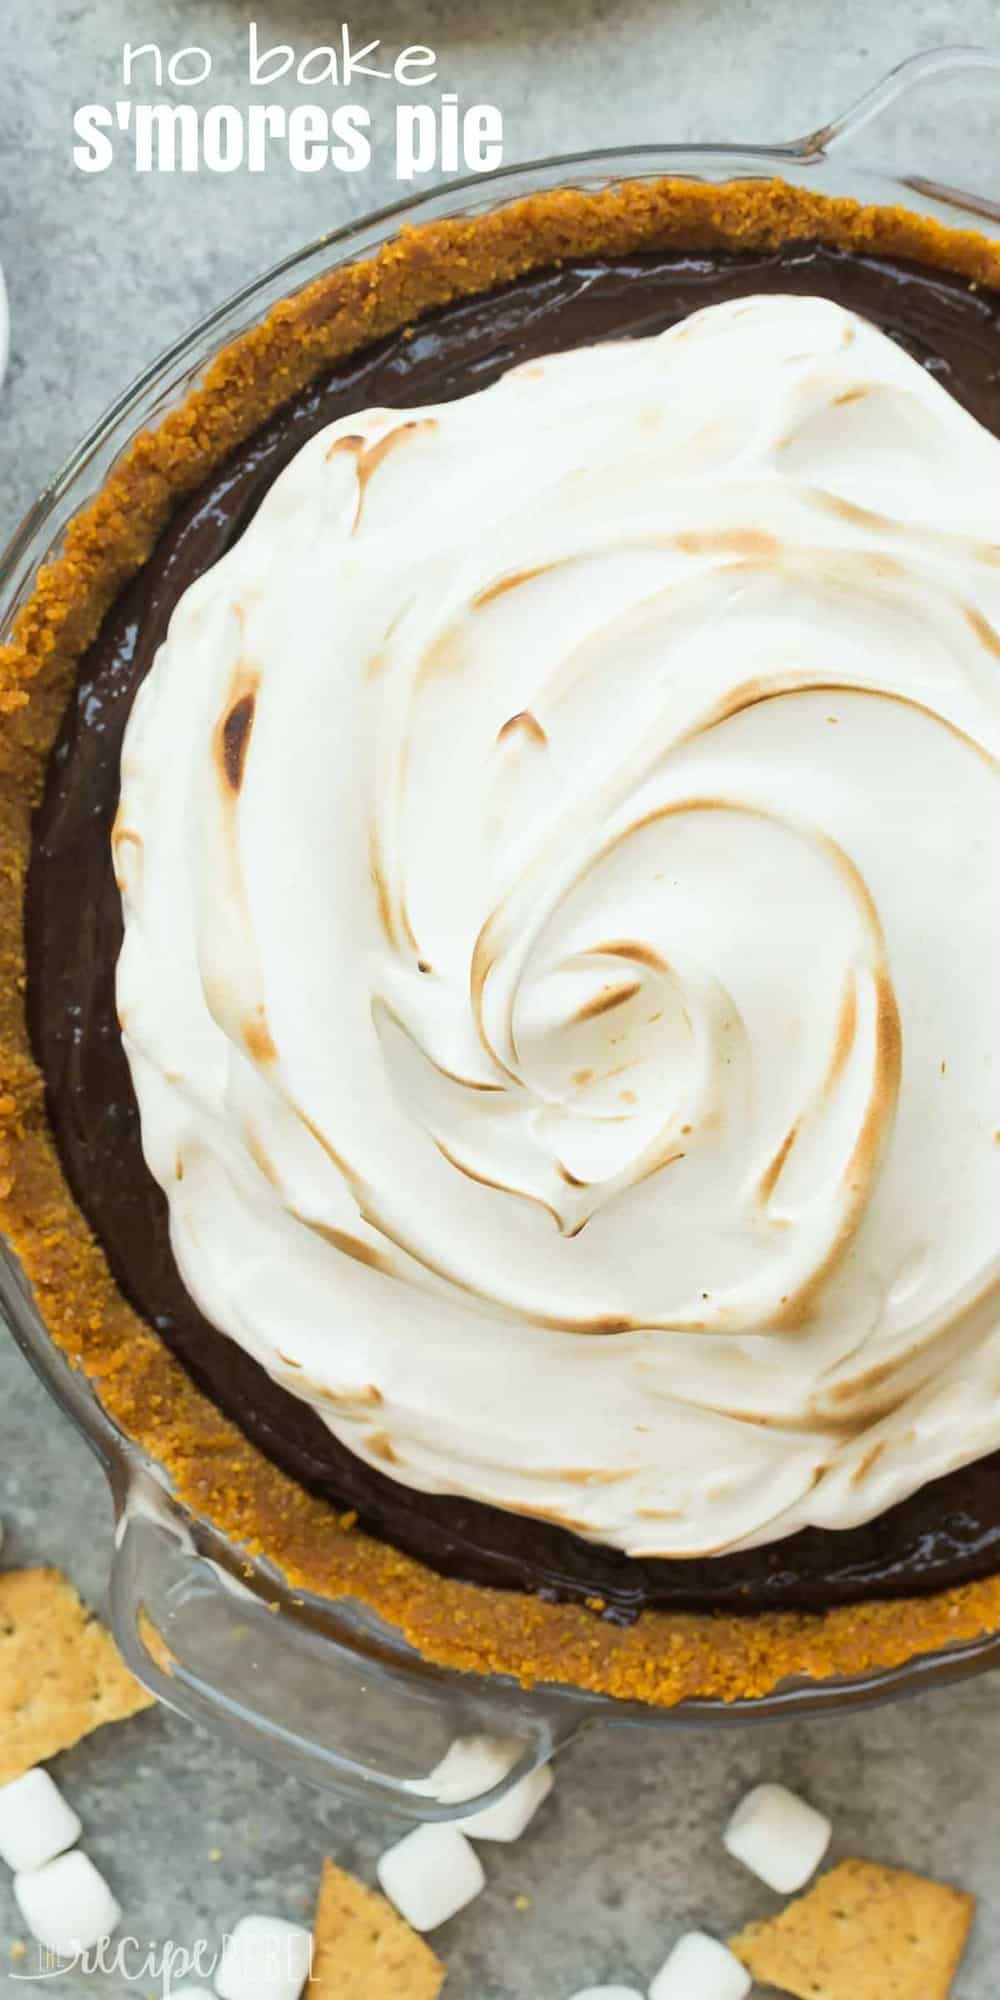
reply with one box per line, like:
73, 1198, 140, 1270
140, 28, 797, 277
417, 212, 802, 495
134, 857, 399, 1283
4, 5, 1000, 1996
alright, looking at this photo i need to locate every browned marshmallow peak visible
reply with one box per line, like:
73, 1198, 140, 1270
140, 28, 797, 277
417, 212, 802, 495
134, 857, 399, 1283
114, 294, 1000, 1557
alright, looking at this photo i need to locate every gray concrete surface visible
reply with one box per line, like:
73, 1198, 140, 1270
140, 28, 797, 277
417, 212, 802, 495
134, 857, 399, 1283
4, 3, 1000, 1994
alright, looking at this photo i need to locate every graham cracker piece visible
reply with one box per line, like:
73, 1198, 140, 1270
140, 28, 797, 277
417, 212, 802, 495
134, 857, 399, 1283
0, 1567, 156, 1783
729, 1856, 975, 2000
306, 1858, 445, 1999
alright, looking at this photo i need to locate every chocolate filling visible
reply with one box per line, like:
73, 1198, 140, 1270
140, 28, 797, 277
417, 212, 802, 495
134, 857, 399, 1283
25, 242, 1000, 1623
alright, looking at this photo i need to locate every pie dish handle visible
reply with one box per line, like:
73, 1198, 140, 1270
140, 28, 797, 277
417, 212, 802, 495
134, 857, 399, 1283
107, 1470, 588, 1818
793, 45, 1000, 221
2, 1222, 586, 1820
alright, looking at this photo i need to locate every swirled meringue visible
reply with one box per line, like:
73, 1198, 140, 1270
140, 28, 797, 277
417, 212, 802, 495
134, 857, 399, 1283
115, 293, 1000, 1558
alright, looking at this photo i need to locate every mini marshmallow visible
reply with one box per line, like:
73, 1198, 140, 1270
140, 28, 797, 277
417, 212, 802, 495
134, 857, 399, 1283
13, 1850, 121, 1957
0, 1767, 82, 1872
376, 1823, 485, 1932
565, 1989, 644, 1999
649, 1932, 751, 2000
424, 1733, 523, 1804
457, 1763, 553, 1842
723, 1781, 832, 1894
214, 1916, 312, 2000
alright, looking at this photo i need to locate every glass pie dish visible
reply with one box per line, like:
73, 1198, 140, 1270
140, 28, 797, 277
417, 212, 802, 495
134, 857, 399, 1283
5, 45, 1000, 1818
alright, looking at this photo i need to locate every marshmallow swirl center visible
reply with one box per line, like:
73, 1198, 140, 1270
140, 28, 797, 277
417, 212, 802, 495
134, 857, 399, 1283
116, 295, 1000, 1556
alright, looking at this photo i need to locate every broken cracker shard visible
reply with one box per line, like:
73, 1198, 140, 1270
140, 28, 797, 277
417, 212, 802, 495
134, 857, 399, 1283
0, 1567, 155, 1785
307, 1857, 444, 1999
729, 1857, 975, 2000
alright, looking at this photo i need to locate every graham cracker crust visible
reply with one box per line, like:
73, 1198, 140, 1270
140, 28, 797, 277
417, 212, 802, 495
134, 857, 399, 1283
4, 175, 1000, 1705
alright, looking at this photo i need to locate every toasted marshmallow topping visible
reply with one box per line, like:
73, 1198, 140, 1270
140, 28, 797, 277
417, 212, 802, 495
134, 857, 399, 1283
116, 295, 1000, 1557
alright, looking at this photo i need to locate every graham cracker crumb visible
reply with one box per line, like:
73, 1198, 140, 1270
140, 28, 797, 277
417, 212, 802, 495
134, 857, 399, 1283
729, 1856, 975, 2000
306, 1857, 444, 1999
0, 1567, 156, 1783
136, 1607, 177, 1678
